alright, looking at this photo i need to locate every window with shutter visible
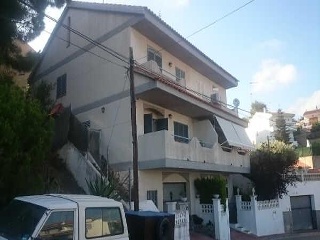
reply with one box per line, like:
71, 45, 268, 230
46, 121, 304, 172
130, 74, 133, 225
175, 67, 185, 81
147, 47, 162, 69
56, 74, 67, 99
174, 121, 189, 143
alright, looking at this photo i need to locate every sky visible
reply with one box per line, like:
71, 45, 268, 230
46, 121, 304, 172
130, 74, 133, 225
29, 0, 320, 120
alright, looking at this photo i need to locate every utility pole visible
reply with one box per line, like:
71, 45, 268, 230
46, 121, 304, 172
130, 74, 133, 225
129, 47, 139, 211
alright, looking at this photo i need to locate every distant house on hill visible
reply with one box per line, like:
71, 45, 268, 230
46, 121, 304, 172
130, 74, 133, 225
246, 110, 297, 146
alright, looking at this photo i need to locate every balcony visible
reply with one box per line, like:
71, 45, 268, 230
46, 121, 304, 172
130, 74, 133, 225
138, 130, 250, 173
134, 62, 246, 127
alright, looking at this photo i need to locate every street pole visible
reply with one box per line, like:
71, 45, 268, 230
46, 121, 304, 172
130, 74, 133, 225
129, 47, 139, 211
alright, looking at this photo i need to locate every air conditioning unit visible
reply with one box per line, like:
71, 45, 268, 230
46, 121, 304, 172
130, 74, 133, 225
211, 93, 220, 103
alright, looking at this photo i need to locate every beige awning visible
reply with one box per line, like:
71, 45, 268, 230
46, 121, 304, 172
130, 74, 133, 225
215, 116, 254, 150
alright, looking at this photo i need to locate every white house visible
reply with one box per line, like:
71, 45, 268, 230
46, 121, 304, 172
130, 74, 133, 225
30, 2, 253, 213
247, 111, 297, 146
303, 108, 320, 130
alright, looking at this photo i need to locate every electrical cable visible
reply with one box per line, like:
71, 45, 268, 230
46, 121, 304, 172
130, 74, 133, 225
136, 0, 256, 61
42, 29, 127, 69
17, 0, 130, 65
15, 0, 291, 126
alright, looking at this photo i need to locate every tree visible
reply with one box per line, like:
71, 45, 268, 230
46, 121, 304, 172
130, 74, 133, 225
250, 101, 267, 116
0, 0, 69, 68
274, 109, 290, 144
0, 78, 53, 208
247, 140, 298, 200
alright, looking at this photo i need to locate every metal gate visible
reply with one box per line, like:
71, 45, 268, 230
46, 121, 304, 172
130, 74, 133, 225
290, 195, 314, 231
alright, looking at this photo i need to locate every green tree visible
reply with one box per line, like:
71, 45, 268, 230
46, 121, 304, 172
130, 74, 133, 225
247, 140, 298, 200
29, 80, 54, 113
0, 78, 53, 207
0, 0, 69, 68
250, 101, 267, 116
274, 109, 290, 144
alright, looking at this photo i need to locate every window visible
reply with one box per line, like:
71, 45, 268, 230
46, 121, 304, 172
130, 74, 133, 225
175, 67, 185, 81
147, 190, 158, 207
56, 74, 67, 99
174, 121, 189, 143
38, 211, 74, 240
147, 47, 162, 69
85, 207, 124, 238
144, 114, 168, 134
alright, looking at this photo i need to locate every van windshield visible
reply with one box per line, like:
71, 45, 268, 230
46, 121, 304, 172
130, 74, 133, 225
0, 200, 46, 240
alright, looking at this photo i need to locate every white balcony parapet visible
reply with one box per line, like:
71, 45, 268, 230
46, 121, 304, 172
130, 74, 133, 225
138, 130, 250, 169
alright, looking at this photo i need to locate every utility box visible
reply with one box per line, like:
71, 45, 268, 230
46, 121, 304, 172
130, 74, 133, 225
125, 211, 175, 240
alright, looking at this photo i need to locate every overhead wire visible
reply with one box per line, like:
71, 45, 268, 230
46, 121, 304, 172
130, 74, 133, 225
136, 0, 256, 61
107, 69, 130, 147
42, 29, 127, 69
17, 0, 130, 65
15, 0, 282, 122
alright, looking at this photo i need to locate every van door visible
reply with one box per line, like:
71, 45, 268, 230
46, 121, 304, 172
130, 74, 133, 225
34, 210, 76, 240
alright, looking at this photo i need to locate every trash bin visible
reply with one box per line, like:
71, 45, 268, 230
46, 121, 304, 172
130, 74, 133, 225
125, 211, 175, 240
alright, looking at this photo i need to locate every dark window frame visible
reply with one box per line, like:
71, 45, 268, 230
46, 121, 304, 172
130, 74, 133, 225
56, 74, 67, 99
174, 121, 189, 143
147, 190, 158, 207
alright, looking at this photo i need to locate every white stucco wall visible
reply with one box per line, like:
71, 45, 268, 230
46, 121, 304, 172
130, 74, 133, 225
130, 29, 227, 104
279, 181, 320, 212
39, 10, 132, 74
139, 170, 163, 210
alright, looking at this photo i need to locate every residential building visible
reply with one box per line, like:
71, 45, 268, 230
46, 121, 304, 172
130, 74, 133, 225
246, 110, 297, 146
30, 2, 253, 213
302, 108, 320, 130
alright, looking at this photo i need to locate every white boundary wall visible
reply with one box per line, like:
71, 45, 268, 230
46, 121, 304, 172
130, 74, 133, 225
194, 198, 214, 224
165, 202, 190, 240
279, 174, 320, 212
236, 195, 284, 236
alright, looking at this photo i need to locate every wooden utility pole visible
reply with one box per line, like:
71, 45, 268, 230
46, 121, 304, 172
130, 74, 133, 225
129, 47, 139, 211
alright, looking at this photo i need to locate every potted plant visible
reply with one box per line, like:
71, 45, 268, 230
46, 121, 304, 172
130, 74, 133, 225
180, 190, 187, 202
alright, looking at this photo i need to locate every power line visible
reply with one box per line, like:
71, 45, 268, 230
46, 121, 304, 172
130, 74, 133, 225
136, 0, 256, 61
42, 29, 127, 69
15, 1, 263, 119
186, 0, 256, 39
18, 0, 130, 65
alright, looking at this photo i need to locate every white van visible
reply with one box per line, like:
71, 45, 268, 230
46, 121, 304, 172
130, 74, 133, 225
0, 194, 129, 240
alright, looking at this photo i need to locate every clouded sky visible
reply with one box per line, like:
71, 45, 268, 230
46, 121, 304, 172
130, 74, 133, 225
29, 0, 320, 119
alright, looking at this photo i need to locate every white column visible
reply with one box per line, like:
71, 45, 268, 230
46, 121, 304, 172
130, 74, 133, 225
235, 194, 242, 224
213, 198, 221, 240
251, 195, 258, 235
166, 201, 177, 213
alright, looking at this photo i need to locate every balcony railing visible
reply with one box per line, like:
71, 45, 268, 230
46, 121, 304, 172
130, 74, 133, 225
135, 61, 238, 116
296, 173, 320, 182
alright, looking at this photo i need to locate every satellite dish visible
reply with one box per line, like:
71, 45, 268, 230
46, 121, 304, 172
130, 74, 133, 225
233, 98, 240, 108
